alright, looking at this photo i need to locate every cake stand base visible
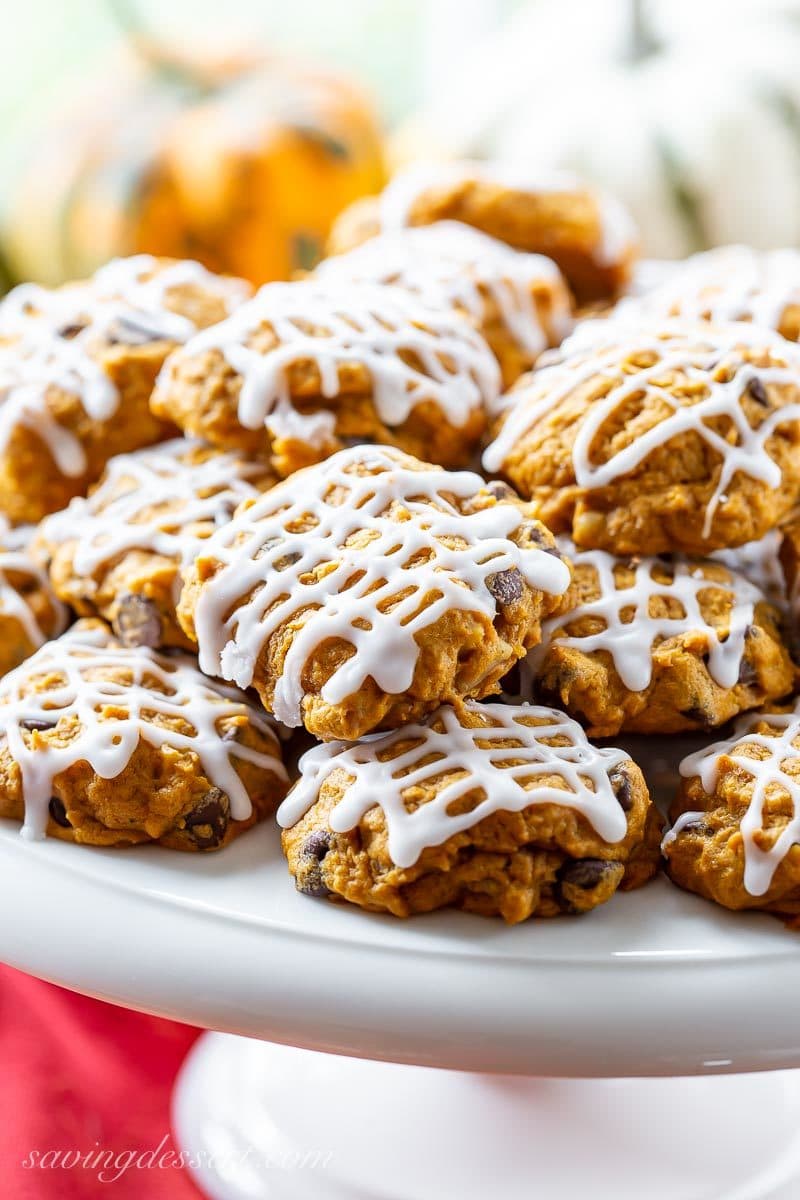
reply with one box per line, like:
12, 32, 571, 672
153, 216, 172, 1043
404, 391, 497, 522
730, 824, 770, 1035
173, 1033, 800, 1200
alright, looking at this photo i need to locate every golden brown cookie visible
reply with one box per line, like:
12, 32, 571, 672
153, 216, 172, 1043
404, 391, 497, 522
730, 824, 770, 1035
0, 520, 67, 678
279, 700, 659, 922
779, 510, 800, 648
177, 445, 571, 741
617, 246, 800, 341
0, 255, 250, 523
483, 320, 800, 555
327, 162, 639, 304
38, 439, 273, 651
0, 619, 287, 850
315, 221, 574, 386
150, 278, 500, 477
664, 704, 800, 917
514, 542, 795, 737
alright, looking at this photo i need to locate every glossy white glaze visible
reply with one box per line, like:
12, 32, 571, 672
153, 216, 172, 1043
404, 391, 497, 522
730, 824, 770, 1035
41, 438, 266, 578
0, 621, 286, 839
673, 706, 800, 895
484, 320, 800, 540
317, 221, 573, 359
188, 445, 569, 725
0, 256, 247, 476
524, 540, 761, 692
278, 700, 629, 867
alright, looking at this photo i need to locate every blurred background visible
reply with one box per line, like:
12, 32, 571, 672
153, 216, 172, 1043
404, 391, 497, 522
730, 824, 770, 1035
4, 0, 800, 288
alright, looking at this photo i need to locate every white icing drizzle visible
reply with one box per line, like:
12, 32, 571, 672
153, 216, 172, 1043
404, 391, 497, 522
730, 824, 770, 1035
712, 529, 787, 611
0, 255, 247, 477
617, 246, 800, 332
377, 160, 638, 269
188, 445, 570, 727
277, 701, 630, 868
483, 320, 800, 539
0, 622, 287, 841
0, 523, 67, 650
40, 439, 266, 580
671, 706, 800, 896
162, 279, 501, 448
316, 221, 573, 360
523, 540, 761, 693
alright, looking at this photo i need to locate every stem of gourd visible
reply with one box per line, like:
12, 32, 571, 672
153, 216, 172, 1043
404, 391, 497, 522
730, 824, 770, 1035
104, 0, 211, 93
627, 0, 660, 62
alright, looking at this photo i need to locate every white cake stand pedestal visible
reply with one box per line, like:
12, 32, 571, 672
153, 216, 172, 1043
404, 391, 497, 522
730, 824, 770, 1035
2, 814, 800, 1200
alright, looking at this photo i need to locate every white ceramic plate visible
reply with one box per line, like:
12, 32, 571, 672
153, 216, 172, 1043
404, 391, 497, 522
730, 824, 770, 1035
1, 801, 799, 1078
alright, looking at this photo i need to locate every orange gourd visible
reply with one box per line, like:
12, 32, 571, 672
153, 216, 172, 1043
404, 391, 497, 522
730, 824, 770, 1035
4, 34, 385, 287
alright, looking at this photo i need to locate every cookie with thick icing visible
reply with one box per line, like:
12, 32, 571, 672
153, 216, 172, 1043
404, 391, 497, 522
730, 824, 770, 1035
0, 620, 287, 850
150, 278, 500, 477
327, 161, 639, 304
514, 541, 794, 737
483, 320, 800, 555
0, 255, 249, 523
617, 245, 800, 341
316, 221, 573, 386
177, 445, 571, 741
39, 439, 273, 651
664, 704, 800, 917
279, 700, 659, 922
0, 520, 67, 678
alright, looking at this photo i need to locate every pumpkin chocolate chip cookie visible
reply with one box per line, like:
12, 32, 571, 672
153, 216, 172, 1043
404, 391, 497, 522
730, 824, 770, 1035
0, 620, 288, 850
483, 320, 800, 555
315, 220, 574, 386
618, 245, 800, 341
0, 254, 249, 524
0, 520, 67, 678
150, 278, 500, 477
664, 703, 800, 917
327, 161, 639, 304
177, 445, 571, 741
38, 438, 273, 651
279, 700, 660, 922
513, 542, 795, 737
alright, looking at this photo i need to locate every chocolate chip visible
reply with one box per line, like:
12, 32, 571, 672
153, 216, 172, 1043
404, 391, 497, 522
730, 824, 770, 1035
737, 653, 759, 687
487, 568, 525, 607
298, 830, 333, 897
680, 702, 716, 728
609, 768, 634, 812
57, 323, 85, 340
676, 818, 712, 837
302, 830, 332, 861
184, 788, 230, 849
747, 378, 769, 407
559, 858, 617, 890
275, 551, 302, 571
487, 480, 517, 501
20, 718, 56, 733
113, 594, 162, 649
48, 796, 70, 828
522, 523, 550, 548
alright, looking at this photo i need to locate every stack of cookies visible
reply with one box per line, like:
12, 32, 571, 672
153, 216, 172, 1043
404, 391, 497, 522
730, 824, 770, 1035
3, 164, 800, 927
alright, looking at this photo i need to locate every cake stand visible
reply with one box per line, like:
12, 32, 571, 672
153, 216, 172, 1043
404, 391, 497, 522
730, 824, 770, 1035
2, 737, 800, 1200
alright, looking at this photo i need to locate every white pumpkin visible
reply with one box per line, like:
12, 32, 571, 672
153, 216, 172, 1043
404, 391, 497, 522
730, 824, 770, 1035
400, 0, 800, 258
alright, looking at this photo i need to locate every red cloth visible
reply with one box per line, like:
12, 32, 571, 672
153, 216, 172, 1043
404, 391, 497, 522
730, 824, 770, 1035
0, 965, 204, 1198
